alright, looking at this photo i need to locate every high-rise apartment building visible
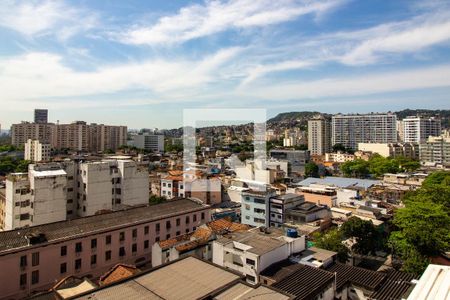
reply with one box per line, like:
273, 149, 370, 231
332, 113, 397, 150
308, 116, 331, 155
2, 159, 149, 230
34, 109, 48, 124
24, 139, 51, 162
130, 133, 164, 152
419, 134, 450, 167
402, 116, 441, 143
11, 121, 127, 152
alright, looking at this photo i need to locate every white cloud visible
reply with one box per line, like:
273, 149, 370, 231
118, 0, 346, 45
0, 0, 98, 40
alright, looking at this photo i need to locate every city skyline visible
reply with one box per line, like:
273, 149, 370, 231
1, 0, 450, 128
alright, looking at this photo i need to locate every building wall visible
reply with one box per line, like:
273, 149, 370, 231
297, 191, 335, 207
0, 208, 211, 299
403, 116, 441, 143
308, 117, 331, 155
419, 135, 450, 166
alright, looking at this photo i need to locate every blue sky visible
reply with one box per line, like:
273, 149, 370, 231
0, 0, 450, 129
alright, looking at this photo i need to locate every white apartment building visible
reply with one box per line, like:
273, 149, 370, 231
212, 228, 306, 284
130, 133, 164, 152
325, 152, 355, 163
3, 159, 149, 230
402, 116, 441, 143
358, 142, 419, 159
308, 116, 331, 155
419, 134, 450, 167
24, 139, 51, 162
241, 189, 277, 227
4, 169, 67, 230
332, 113, 397, 150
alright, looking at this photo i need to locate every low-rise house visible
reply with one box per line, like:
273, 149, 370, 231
151, 218, 249, 267
212, 227, 306, 285
241, 188, 276, 227
285, 202, 331, 225
269, 193, 305, 227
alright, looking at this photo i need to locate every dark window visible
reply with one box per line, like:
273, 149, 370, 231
91, 255, 97, 265
60, 263, 67, 274
31, 270, 39, 285
186, 216, 190, 224
144, 240, 149, 249
201, 212, 205, 220
176, 231, 180, 236
155, 237, 160, 242
193, 214, 197, 222
20, 255, 27, 267
20, 213, 30, 220
61, 246, 67, 256
166, 220, 171, 229
132, 229, 137, 238
132, 243, 137, 253
105, 250, 112, 261
176, 218, 181, 226
20, 274, 27, 286
75, 259, 82, 270
32, 252, 39, 266
166, 234, 170, 239
246, 275, 256, 283
75, 242, 82, 252
246, 258, 255, 266
186, 228, 189, 233
119, 232, 125, 241
155, 223, 160, 232
106, 235, 111, 245
91, 239, 97, 249
144, 226, 149, 235
119, 247, 125, 257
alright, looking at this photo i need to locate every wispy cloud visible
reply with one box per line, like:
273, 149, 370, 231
0, 0, 98, 40
117, 0, 346, 46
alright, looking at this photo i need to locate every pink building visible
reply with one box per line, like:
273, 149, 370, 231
0, 199, 210, 299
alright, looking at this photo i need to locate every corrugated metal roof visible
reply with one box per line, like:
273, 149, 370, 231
215, 283, 291, 300
298, 177, 380, 190
326, 263, 386, 291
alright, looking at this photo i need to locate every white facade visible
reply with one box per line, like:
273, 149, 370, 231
332, 113, 397, 150
3, 159, 149, 229
212, 228, 306, 284
403, 116, 441, 143
241, 189, 276, 227
419, 134, 450, 166
325, 152, 355, 163
358, 142, 419, 158
131, 134, 164, 152
24, 139, 51, 162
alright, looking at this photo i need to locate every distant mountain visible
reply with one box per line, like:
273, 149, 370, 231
267, 111, 326, 125
395, 109, 450, 126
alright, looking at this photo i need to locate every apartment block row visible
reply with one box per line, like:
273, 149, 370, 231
0, 199, 211, 299
1, 159, 149, 230
11, 121, 127, 152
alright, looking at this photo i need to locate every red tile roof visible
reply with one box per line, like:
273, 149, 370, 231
99, 264, 140, 286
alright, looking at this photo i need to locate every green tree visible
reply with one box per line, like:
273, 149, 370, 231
305, 162, 319, 178
332, 143, 347, 153
149, 195, 167, 205
341, 159, 370, 178
340, 217, 384, 255
314, 228, 349, 262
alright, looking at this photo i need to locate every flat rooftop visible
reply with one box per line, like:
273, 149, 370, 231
0, 199, 209, 254
215, 228, 289, 255
298, 177, 380, 190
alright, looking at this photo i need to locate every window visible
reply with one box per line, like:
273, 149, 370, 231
246, 258, 255, 266
20, 213, 30, 220
75, 242, 82, 252
246, 275, 256, 283
105, 250, 112, 261
60, 263, 67, 274
32, 252, 39, 266
245, 204, 251, 210
162, 182, 166, 187
67, 188, 73, 192
67, 210, 73, 215
176, 218, 181, 226
254, 198, 265, 204
132, 243, 137, 253
31, 270, 39, 285
166, 234, 171, 239
144, 240, 149, 249
186, 216, 190, 224
119, 232, 125, 241
106, 235, 111, 245
193, 214, 197, 222
155, 237, 160, 242
20, 255, 27, 267
61, 246, 67, 256
254, 208, 265, 214
155, 223, 160, 233
20, 274, 27, 286
144, 226, 149, 235
254, 218, 265, 224
132, 229, 137, 238
176, 231, 180, 236
166, 220, 171, 229
91, 255, 97, 266
119, 247, 125, 257
201, 212, 205, 220
75, 259, 82, 270
91, 239, 97, 249
185, 228, 189, 233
